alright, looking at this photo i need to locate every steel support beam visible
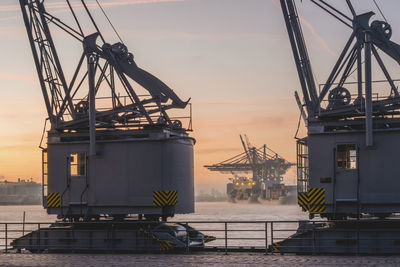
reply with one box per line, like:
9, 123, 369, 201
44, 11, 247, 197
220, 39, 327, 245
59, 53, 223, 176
371, 45, 399, 97
88, 55, 97, 156
280, 0, 315, 117
357, 46, 363, 100
318, 32, 356, 103
36, 2, 76, 119
364, 32, 373, 147
295, 91, 307, 124
19, 0, 55, 125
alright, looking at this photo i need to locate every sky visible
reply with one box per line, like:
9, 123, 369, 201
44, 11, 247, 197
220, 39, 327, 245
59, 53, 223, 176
0, 0, 398, 193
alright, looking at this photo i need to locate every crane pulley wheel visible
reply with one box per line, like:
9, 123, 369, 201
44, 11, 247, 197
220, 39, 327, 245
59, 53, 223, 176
75, 100, 89, 114
371, 20, 392, 40
327, 87, 351, 109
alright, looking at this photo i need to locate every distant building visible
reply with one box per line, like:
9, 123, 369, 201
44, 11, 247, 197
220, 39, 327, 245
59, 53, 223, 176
0, 178, 41, 205
196, 189, 227, 202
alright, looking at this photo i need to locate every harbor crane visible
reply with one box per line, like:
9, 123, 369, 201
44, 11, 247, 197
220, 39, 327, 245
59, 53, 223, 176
12, 0, 206, 252
19, 0, 194, 220
274, 0, 400, 254
204, 135, 294, 202
282, 0, 400, 219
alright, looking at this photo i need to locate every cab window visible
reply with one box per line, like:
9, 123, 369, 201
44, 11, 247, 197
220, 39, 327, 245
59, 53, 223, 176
70, 153, 86, 176
337, 144, 357, 170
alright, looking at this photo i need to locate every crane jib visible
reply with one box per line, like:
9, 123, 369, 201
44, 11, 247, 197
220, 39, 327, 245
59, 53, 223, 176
19, 0, 191, 131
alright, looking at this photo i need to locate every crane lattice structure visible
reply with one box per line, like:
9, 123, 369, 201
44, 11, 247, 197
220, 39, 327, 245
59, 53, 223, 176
20, 0, 191, 133
204, 135, 294, 187
282, 0, 400, 143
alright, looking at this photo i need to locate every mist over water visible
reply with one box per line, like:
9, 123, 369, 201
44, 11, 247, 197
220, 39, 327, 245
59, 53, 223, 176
0, 203, 309, 249
0, 202, 307, 222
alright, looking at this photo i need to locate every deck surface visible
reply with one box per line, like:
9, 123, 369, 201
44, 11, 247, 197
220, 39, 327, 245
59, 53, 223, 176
1, 253, 400, 266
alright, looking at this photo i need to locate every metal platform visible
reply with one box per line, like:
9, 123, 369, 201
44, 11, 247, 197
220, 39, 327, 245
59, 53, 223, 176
11, 221, 208, 253
272, 219, 400, 255
2, 219, 400, 255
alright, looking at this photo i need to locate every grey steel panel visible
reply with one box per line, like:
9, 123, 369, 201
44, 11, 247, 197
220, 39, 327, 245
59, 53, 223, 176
46, 132, 194, 217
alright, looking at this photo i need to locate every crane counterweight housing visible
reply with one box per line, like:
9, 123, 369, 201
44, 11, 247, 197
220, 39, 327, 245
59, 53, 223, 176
45, 129, 195, 218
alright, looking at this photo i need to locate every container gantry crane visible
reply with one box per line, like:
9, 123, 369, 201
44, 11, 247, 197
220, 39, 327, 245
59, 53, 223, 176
204, 135, 294, 202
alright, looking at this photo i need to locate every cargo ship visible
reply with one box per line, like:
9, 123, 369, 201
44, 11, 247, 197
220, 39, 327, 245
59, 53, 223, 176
226, 176, 297, 203
205, 135, 295, 203
0, 179, 41, 205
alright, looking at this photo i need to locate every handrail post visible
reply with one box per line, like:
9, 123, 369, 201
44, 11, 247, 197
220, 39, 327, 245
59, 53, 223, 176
224, 222, 228, 255
186, 222, 190, 254
23, 211, 26, 236
5, 224, 8, 253
37, 223, 41, 251
265, 222, 268, 255
271, 222, 274, 254
312, 221, 316, 255
111, 223, 115, 254
356, 220, 360, 255
147, 223, 150, 253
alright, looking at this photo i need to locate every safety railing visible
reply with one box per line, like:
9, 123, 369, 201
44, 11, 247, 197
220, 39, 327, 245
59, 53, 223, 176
59, 95, 193, 131
2, 220, 400, 254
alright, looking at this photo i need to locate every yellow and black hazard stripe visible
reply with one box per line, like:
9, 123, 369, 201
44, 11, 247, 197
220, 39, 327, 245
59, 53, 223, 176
139, 226, 175, 251
155, 235, 174, 251
298, 192, 308, 212
308, 188, 326, 214
272, 242, 281, 253
297, 188, 326, 214
47, 192, 61, 208
153, 190, 178, 207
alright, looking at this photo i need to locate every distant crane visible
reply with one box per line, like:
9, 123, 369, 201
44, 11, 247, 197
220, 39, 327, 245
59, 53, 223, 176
204, 135, 294, 202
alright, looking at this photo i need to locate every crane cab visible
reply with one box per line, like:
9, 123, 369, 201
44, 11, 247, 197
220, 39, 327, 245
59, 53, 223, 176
298, 126, 400, 219
44, 129, 194, 220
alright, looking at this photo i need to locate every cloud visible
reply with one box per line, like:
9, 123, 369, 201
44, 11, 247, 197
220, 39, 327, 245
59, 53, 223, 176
0, 25, 25, 40
0, 0, 185, 13
117, 29, 281, 41
299, 16, 337, 58
156, 32, 277, 41
196, 147, 239, 155
0, 15, 20, 22
1, 0, 186, 23
271, 0, 336, 58
0, 72, 36, 84
90, 0, 185, 8
0, 145, 33, 150
193, 95, 292, 106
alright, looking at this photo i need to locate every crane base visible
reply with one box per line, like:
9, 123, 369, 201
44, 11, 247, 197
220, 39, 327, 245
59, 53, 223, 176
11, 221, 208, 253
271, 220, 400, 255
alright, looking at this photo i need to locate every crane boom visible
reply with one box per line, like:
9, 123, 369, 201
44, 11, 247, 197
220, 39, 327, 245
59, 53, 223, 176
19, 0, 191, 132
240, 134, 252, 164
282, 0, 400, 128
280, 0, 318, 117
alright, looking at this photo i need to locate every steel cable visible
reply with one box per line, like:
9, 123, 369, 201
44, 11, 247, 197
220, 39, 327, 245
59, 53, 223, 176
95, 0, 124, 44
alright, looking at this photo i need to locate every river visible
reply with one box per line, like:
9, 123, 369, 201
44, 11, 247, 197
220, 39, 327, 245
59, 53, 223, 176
0, 202, 307, 222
